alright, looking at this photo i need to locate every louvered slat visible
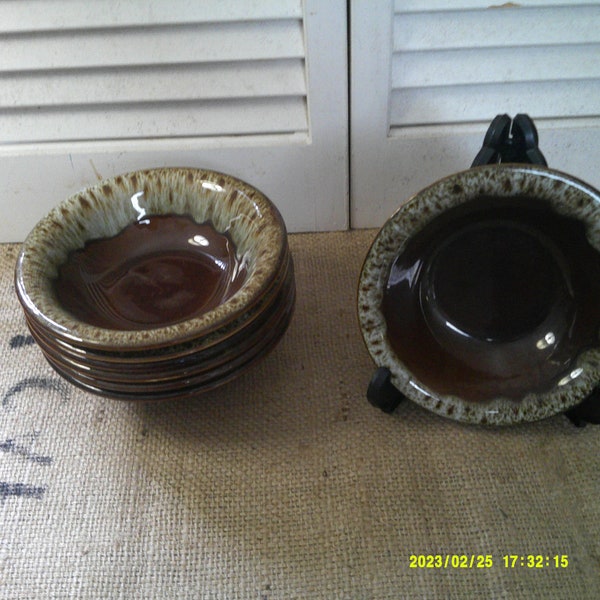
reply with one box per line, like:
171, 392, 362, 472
0, 1, 308, 144
390, 3, 600, 129
0, 60, 306, 108
0, 0, 302, 32
396, 0, 596, 12
390, 80, 600, 127
394, 5, 600, 50
0, 21, 304, 71
0, 98, 307, 142
392, 45, 599, 88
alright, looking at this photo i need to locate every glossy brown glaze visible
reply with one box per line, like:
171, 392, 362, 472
382, 196, 600, 401
54, 215, 247, 330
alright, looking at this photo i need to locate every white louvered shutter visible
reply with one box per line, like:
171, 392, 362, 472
351, 0, 600, 227
1, 0, 348, 241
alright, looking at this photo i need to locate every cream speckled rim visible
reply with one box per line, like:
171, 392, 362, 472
358, 164, 600, 425
16, 168, 287, 351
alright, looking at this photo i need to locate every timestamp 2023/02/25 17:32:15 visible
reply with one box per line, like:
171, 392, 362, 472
408, 554, 570, 569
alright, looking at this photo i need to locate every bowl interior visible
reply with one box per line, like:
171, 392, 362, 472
53, 214, 249, 331
17, 168, 286, 349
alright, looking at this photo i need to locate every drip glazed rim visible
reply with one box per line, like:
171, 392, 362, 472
358, 164, 600, 425
16, 167, 288, 351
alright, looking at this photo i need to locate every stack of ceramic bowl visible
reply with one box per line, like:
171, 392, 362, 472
15, 168, 295, 401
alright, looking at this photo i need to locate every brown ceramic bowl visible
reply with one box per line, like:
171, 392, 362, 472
37, 252, 295, 402
39, 273, 296, 399
25, 257, 295, 386
22, 247, 294, 368
16, 168, 288, 351
358, 164, 600, 425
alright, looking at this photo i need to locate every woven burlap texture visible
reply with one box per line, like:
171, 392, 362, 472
1, 232, 599, 600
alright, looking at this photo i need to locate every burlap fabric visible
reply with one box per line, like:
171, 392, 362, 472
1, 232, 598, 599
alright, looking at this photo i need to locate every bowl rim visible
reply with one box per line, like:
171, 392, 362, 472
358, 163, 600, 425
16, 167, 288, 350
